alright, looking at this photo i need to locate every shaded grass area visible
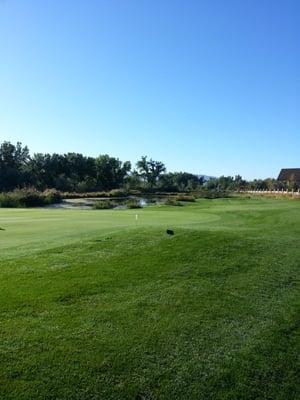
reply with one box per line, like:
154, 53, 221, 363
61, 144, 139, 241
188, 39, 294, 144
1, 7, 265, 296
0, 198, 299, 399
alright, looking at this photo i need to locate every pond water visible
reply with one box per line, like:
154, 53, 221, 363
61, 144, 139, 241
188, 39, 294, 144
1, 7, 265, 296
46, 197, 167, 209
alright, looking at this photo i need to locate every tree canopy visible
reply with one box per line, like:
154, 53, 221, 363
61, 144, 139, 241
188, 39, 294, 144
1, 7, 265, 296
0, 141, 297, 193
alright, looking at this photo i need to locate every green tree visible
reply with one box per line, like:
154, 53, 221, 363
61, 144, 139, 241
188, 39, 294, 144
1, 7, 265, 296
95, 155, 131, 190
136, 156, 166, 188
158, 172, 202, 192
0, 141, 30, 190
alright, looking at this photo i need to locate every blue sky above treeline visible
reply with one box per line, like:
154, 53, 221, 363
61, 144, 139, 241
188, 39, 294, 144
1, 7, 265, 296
0, 0, 299, 179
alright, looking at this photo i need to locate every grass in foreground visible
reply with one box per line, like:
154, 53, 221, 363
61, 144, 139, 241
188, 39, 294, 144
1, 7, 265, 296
0, 198, 299, 399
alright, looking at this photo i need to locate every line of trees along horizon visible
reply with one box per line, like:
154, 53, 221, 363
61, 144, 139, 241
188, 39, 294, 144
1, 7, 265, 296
0, 141, 298, 193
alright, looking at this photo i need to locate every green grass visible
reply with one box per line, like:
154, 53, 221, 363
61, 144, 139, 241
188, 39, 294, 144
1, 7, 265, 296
0, 197, 299, 399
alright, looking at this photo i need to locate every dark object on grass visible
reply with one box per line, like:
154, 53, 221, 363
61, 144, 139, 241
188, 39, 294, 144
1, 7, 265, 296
0, 227, 5, 231
166, 229, 174, 235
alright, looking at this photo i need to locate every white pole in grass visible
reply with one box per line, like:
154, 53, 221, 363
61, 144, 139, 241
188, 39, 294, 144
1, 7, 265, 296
135, 214, 138, 224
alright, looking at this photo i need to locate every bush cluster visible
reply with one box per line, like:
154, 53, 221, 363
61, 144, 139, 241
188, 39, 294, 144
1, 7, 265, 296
175, 195, 196, 202
195, 190, 230, 199
62, 189, 129, 199
92, 200, 114, 210
126, 199, 142, 209
0, 189, 61, 208
164, 198, 183, 206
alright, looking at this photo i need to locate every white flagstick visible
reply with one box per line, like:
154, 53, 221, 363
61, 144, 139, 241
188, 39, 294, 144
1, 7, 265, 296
135, 214, 138, 225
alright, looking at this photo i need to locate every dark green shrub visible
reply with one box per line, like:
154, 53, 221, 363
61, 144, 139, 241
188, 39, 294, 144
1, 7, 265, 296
61, 191, 107, 199
195, 190, 230, 199
108, 189, 128, 198
0, 188, 62, 208
0, 193, 17, 207
175, 195, 196, 202
126, 199, 142, 209
18, 189, 45, 207
164, 198, 183, 206
43, 189, 62, 204
92, 200, 114, 210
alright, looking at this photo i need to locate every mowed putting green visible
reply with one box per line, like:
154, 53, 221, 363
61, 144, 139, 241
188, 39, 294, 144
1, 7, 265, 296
0, 197, 299, 399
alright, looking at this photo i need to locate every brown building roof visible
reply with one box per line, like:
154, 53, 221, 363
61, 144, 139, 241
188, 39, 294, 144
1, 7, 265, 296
278, 168, 300, 182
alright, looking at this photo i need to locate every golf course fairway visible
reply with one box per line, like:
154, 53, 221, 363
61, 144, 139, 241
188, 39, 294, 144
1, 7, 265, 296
0, 197, 299, 399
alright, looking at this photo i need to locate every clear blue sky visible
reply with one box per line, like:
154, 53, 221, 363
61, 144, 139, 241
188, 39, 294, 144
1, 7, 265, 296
1, 0, 299, 179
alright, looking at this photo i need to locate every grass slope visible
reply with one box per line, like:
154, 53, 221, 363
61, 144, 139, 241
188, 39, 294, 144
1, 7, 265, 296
0, 198, 299, 399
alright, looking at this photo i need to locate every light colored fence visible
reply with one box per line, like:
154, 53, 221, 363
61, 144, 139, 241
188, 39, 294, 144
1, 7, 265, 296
242, 189, 300, 197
